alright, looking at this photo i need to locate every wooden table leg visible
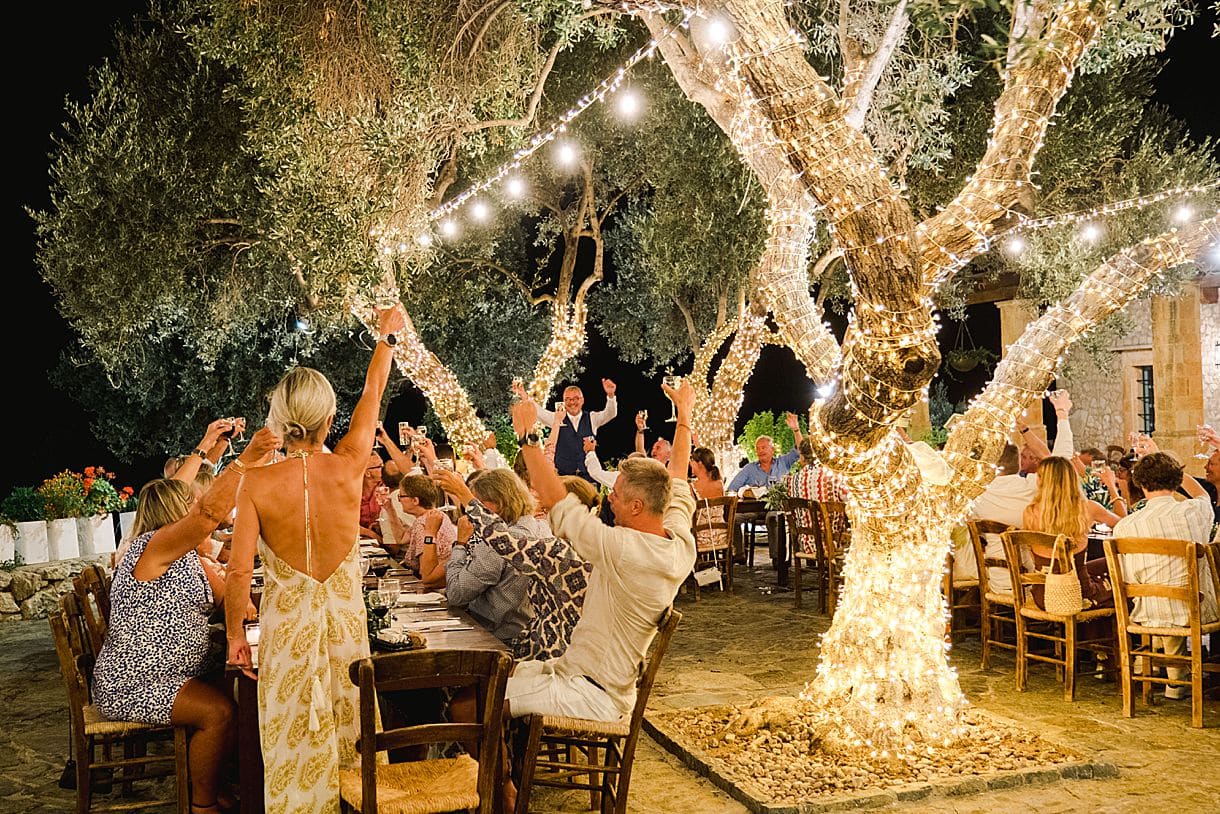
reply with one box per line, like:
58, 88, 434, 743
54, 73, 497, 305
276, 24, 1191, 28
235, 673, 264, 814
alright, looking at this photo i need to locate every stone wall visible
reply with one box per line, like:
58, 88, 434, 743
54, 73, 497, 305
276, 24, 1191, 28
1201, 299, 1220, 422
0, 557, 110, 622
1061, 300, 1151, 451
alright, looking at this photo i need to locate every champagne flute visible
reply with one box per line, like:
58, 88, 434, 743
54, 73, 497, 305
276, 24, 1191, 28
373, 421, 384, 451
398, 421, 411, 447
639, 409, 649, 433
662, 374, 681, 422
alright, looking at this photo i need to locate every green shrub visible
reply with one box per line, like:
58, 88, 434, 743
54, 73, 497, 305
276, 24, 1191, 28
736, 411, 807, 460
38, 471, 88, 520
1, 487, 45, 522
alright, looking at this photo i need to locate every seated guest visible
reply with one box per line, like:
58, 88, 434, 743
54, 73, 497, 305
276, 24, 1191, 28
690, 447, 726, 500
1022, 456, 1118, 611
376, 461, 415, 555
461, 430, 510, 471
93, 429, 278, 814
1112, 448, 1218, 698
358, 452, 386, 541
441, 469, 535, 650
394, 474, 456, 588
728, 413, 802, 584
516, 377, 619, 481
1198, 424, 1220, 523
785, 439, 847, 504
435, 468, 600, 661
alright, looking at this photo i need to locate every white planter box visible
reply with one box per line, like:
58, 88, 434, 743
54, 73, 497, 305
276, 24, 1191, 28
77, 514, 116, 556
0, 525, 14, 563
119, 510, 137, 541
15, 520, 49, 564
47, 518, 80, 561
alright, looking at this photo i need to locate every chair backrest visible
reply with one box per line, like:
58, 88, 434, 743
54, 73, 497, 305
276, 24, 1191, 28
967, 519, 1011, 595
1104, 537, 1211, 634
349, 649, 512, 814
782, 497, 821, 558
999, 530, 1068, 612
691, 495, 737, 553
72, 564, 111, 659
49, 593, 92, 744
817, 501, 850, 559
629, 608, 682, 733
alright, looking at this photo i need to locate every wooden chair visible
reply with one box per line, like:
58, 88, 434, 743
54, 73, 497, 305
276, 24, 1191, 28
339, 649, 513, 814
805, 501, 849, 615
513, 608, 682, 814
944, 524, 981, 642
72, 564, 112, 660
687, 495, 737, 598
1000, 530, 1116, 701
50, 593, 189, 814
784, 497, 826, 611
1103, 537, 1220, 727
967, 520, 1015, 667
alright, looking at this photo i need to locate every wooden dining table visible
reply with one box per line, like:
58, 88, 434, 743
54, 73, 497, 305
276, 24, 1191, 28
227, 583, 508, 814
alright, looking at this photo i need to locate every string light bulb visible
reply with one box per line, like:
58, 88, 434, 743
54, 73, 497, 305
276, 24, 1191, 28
439, 219, 458, 239
505, 177, 526, 198
470, 201, 490, 222
616, 88, 642, 119
554, 141, 579, 167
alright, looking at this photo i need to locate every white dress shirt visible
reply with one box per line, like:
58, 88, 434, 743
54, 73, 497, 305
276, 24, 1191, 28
533, 396, 618, 434
584, 451, 618, 489
1111, 494, 1218, 627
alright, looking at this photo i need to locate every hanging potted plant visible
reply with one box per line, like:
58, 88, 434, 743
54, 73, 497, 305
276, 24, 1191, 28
944, 346, 998, 374
38, 471, 87, 561
2, 487, 47, 564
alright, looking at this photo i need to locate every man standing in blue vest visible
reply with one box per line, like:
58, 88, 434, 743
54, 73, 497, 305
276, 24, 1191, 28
516, 379, 618, 482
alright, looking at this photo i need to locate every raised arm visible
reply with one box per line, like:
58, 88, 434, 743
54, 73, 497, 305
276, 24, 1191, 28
634, 411, 647, 455
513, 398, 567, 510
335, 305, 405, 459
173, 418, 234, 483
590, 378, 618, 430
667, 379, 695, 481
583, 437, 617, 489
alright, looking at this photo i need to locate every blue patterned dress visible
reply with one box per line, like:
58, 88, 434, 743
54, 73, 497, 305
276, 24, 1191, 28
92, 531, 217, 725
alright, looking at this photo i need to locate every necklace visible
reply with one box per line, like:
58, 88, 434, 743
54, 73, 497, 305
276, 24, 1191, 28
285, 449, 317, 459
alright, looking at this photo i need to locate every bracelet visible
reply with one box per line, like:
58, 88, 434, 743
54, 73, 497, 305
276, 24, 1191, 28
677, 423, 692, 432
1019, 427, 1030, 434
193, 448, 210, 459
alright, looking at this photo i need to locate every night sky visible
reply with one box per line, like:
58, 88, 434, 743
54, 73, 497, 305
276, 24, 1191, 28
7, 3, 1218, 499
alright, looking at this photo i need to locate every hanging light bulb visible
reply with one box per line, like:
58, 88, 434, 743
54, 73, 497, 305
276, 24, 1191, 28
1174, 204, 1194, 224
555, 141, 579, 167
416, 232, 434, 247
470, 201, 490, 222
505, 177, 526, 198
1003, 236, 1026, 256
817, 382, 836, 399
1080, 222, 1101, 243
616, 88, 642, 119
704, 17, 734, 46
439, 219, 458, 239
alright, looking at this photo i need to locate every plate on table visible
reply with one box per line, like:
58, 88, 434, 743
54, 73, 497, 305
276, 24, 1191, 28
398, 591, 445, 605
371, 629, 426, 652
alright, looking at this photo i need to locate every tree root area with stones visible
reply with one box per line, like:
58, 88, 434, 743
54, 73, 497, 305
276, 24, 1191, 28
651, 698, 1079, 803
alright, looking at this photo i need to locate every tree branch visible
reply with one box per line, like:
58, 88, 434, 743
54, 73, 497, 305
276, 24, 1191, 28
841, 0, 911, 129
455, 39, 564, 135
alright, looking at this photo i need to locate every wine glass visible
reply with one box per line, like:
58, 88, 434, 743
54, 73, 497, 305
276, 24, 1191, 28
360, 555, 371, 580
368, 590, 392, 627
398, 421, 411, 447
662, 374, 681, 422
378, 577, 402, 603
638, 409, 649, 433
1195, 424, 1215, 460
373, 421, 384, 451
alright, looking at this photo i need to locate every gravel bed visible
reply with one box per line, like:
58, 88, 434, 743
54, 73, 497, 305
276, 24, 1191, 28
650, 700, 1081, 805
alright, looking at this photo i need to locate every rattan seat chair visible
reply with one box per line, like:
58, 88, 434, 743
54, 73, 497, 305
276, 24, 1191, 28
1000, 530, 1116, 701
1103, 537, 1220, 727
967, 519, 1016, 668
687, 495, 737, 597
50, 593, 189, 814
513, 608, 682, 814
340, 649, 512, 814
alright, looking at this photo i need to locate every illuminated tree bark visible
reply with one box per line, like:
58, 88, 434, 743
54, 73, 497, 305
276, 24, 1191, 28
641, 0, 1216, 753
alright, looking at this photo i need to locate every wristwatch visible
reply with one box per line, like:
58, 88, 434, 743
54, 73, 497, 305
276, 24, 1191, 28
382, 333, 399, 346
517, 431, 543, 448
423, 536, 435, 545
193, 448, 210, 459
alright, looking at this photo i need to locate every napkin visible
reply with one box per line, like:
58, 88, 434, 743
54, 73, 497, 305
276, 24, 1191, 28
399, 592, 445, 604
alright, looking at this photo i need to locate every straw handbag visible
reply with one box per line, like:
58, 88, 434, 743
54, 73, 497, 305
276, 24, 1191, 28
1042, 534, 1084, 616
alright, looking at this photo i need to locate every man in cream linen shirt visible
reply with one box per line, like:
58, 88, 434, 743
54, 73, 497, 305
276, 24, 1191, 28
1111, 450, 1218, 699
502, 380, 697, 722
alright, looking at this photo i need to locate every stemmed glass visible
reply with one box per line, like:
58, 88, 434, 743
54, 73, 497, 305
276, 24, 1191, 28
398, 421, 411, 447
662, 374, 681, 423
378, 577, 402, 604
638, 410, 649, 433
1194, 424, 1215, 460
373, 420, 384, 451
367, 590, 392, 631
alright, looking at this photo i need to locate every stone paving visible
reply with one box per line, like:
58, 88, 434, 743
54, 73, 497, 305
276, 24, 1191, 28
3, 555, 1218, 813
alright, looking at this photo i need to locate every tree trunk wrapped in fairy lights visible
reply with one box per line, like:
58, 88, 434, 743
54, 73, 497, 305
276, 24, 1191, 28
646, 0, 1219, 754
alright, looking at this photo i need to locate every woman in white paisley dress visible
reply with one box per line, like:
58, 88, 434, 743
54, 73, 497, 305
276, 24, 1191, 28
225, 305, 405, 814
